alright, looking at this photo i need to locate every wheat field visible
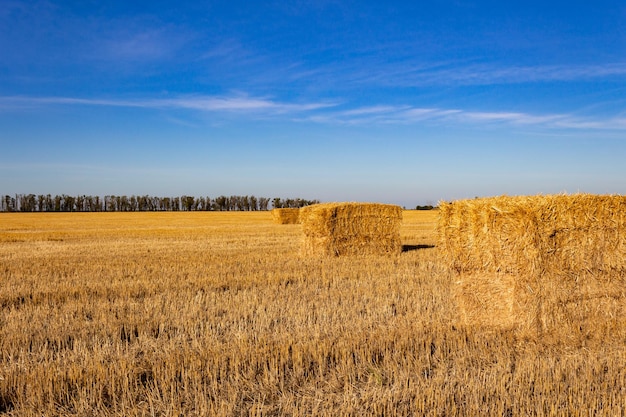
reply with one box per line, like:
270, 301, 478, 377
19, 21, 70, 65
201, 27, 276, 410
0, 211, 625, 416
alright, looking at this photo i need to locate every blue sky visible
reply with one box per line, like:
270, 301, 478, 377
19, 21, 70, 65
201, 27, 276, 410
1, 1, 625, 207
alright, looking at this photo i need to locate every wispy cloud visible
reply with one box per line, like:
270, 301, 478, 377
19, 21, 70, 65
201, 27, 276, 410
307, 104, 626, 131
0, 1, 192, 68
100, 29, 180, 61
332, 61, 626, 87
439, 63, 626, 85
0, 95, 338, 115
3, 94, 626, 131
340, 105, 411, 116
459, 111, 568, 125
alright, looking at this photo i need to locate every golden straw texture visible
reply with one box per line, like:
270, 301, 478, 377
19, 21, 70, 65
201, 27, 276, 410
438, 194, 626, 342
300, 202, 403, 256
271, 208, 300, 224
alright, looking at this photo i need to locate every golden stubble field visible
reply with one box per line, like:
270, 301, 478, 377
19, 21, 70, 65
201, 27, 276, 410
0, 211, 624, 416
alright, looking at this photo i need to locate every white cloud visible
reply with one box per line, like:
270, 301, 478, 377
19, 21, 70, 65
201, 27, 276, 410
311, 104, 626, 131
460, 111, 568, 125
0, 95, 337, 114
340, 105, 409, 116
402, 108, 462, 120
102, 29, 176, 61
344, 62, 626, 87
2, 94, 626, 131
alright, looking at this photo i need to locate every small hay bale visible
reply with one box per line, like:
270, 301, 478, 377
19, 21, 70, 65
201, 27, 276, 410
438, 193, 626, 342
299, 202, 403, 256
272, 208, 300, 224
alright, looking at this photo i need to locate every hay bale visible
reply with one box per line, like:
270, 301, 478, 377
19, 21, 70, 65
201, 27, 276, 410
299, 202, 403, 256
451, 272, 539, 335
438, 193, 626, 342
272, 208, 300, 224
438, 195, 546, 275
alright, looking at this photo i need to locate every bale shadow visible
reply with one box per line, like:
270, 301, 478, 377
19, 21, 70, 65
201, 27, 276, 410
402, 244, 435, 252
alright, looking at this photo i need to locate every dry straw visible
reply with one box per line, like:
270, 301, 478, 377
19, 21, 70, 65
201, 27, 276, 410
299, 202, 403, 257
271, 208, 300, 224
438, 193, 626, 342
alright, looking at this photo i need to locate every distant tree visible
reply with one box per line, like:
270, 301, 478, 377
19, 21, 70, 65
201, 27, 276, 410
19, 194, 36, 212
249, 195, 258, 211
67, 195, 77, 211
55, 194, 62, 211
3, 195, 13, 212
137, 195, 146, 211
229, 196, 237, 211
37, 195, 45, 212
75, 195, 84, 212
213, 196, 224, 211
104, 195, 115, 212
4, 193, 320, 212
235, 196, 245, 211
91, 196, 102, 212
257, 197, 268, 211
118, 195, 127, 211
193, 197, 202, 211
181, 196, 195, 211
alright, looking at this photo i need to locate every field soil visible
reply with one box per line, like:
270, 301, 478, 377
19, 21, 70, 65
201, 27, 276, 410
0, 211, 624, 416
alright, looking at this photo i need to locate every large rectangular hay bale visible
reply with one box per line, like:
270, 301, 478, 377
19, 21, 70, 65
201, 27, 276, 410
299, 202, 403, 256
438, 193, 626, 342
438, 195, 543, 275
271, 208, 300, 224
452, 272, 540, 335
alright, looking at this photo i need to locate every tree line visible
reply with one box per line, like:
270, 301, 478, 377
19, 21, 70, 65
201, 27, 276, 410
1, 194, 320, 212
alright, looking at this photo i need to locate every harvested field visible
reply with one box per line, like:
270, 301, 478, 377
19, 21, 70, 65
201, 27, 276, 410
438, 194, 626, 343
1, 210, 625, 416
299, 202, 403, 256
